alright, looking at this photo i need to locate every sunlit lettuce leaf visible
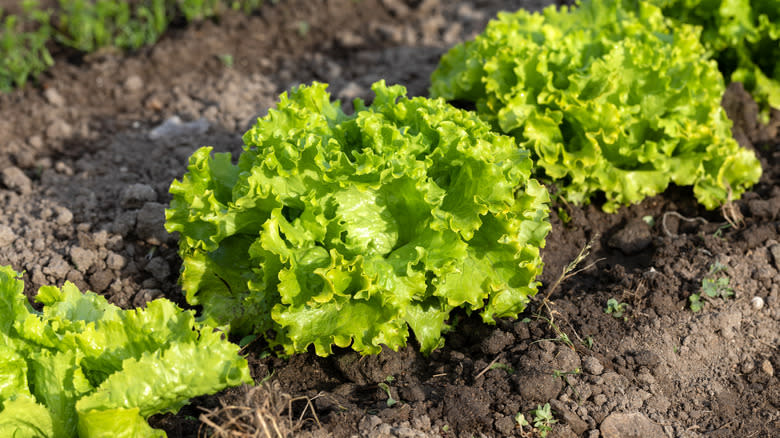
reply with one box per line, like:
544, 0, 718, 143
76, 407, 164, 438
166, 80, 551, 356
0, 266, 252, 438
647, 0, 780, 117
0, 394, 54, 438
431, 0, 762, 212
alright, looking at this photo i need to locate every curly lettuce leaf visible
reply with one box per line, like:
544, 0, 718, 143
431, 0, 762, 212
0, 394, 54, 438
167, 80, 551, 356
648, 0, 780, 117
0, 266, 252, 438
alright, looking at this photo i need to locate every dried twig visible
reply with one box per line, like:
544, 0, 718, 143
541, 233, 602, 306
474, 355, 502, 380
198, 382, 320, 438
720, 183, 745, 229
661, 211, 709, 237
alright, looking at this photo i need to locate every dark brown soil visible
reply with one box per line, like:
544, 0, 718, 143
1, 1, 778, 437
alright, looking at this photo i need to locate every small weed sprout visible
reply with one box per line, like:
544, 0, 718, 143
604, 298, 628, 320
378, 376, 397, 407
217, 53, 233, 67
530, 403, 557, 437
296, 20, 309, 37
556, 207, 572, 225
515, 412, 529, 427
553, 368, 582, 402
515, 403, 558, 438
689, 262, 734, 312
582, 336, 594, 350
489, 362, 515, 374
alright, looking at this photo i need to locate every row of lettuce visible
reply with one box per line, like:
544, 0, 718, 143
1, 0, 268, 92
1, 0, 772, 436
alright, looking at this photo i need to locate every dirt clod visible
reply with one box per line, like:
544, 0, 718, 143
1, 167, 32, 195
583, 356, 604, 376
120, 183, 157, 209
607, 218, 653, 255
600, 412, 665, 438
135, 202, 171, 245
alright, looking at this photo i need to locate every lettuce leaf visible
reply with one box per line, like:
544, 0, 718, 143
0, 265, 252, 438
166, 80, 551, 356
647, 0, 780, 118
430, 0, 762, 212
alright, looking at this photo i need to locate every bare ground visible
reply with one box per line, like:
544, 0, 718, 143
0, 1, 778, 437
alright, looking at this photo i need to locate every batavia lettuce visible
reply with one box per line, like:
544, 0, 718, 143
647, 0, 780, 119
165, 81, 551, 357
0, 265, 251, 438
430, 0, 762, 212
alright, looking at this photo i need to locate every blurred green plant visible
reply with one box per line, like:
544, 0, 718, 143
646, 0, 780, 121
0, 0, 269, 92
0, 0, 53, 92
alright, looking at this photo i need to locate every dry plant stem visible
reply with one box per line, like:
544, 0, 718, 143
661, 211, 708, 237
541, 233, 602, 305
721, 184, 744, 229
198, 382, 321, 438
474, 355, 502, 380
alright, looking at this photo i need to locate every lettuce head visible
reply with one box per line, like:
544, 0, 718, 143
165, 80, 551, 357
430, 0, 762, 212
0, 266, 251, 438
647, 0, 780, 119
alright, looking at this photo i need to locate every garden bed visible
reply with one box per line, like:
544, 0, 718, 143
0, 0, 778, 437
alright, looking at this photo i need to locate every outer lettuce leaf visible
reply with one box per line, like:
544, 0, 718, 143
167, 80, 551, 356
76, 407, 164, 438
0, 395, 54, 438
76, 334, 250, 424
430, 0, 762, 212
0, 266, 252, 438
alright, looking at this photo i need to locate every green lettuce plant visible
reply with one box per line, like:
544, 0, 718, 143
430, 0, 762, 212
647, 0, 780, 119
0, 265, 251, 438
166, 80, 551, 357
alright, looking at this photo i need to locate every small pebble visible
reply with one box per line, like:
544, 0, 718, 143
44, 88, 65, 107
125, 75, 144, 92
0, 225, 16, 247
149, 116, 209, 140
2, 166, 32, 194
583, 356, 604, 376
761, 360, 774, 377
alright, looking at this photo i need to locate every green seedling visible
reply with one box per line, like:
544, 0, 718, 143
689, 262, 734, 312
582, 336, 594, 350
521, 403, 557, 438
489, 362, 515, 374
604, 298, 628, 320
378, 378, 398, 407
553, 368, 582, 402
713, 223, 732, 238
556, 207, 572, 226
296, 20, 309, 37
218, 53, 234, 67
642, 215, 655, 227
531, 316, 575, 350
